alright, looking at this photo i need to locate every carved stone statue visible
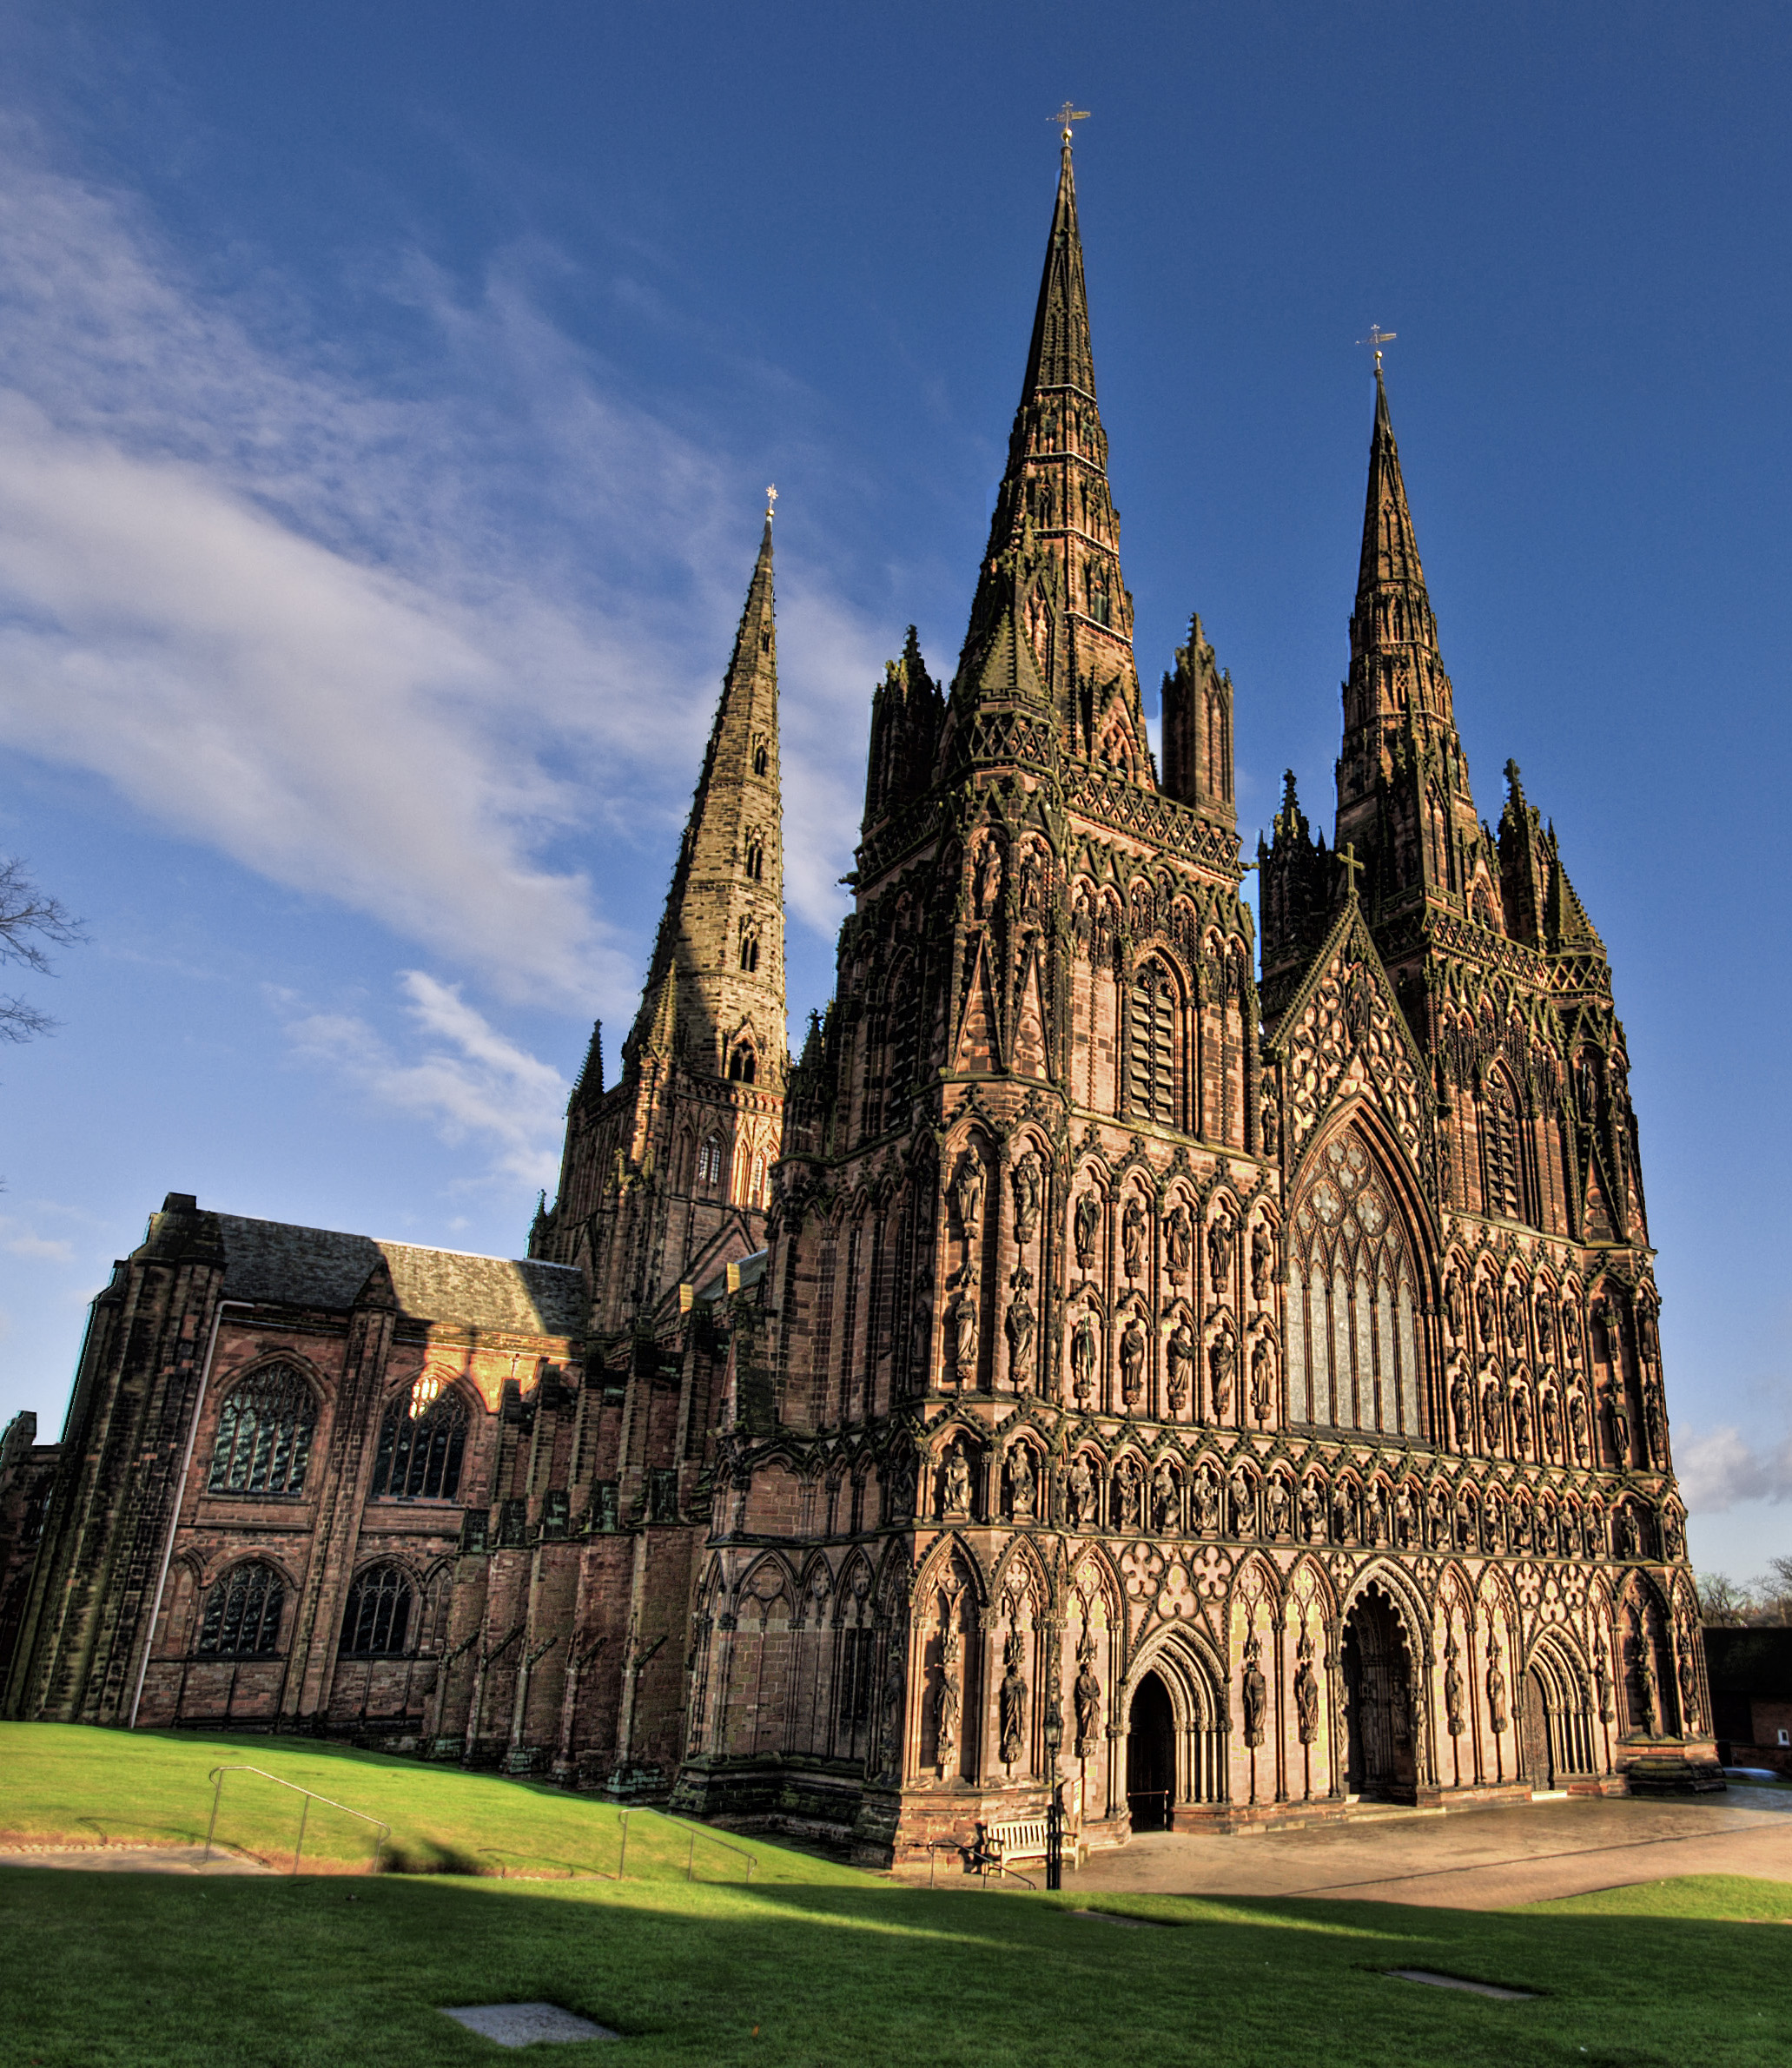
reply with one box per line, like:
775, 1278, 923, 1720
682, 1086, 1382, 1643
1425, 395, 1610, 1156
1071, 1310, 1097, 1404
1568, 1387, 1590, 1467
1294, 1633, 1319, 1744
1676, 1627, 1701, 1733
1008, 1448, 1036, 1523
999, 1639, 1028, 1766
1227, 1464, 1253, 1536
1504, 1280, 1527, 1350
1118, 1462, 1143, 1534
1121, 1195, 1147, 1279
1119, 1318, 1146, 1405
1442, 1267, 1465, 1343
1009, 1152, 1042, 1246
1451, 1365, 1475, 1450
1541, 1387, 1562, 1462
1194, 1470, 1220, 1535
942, 1448, 972, 1519
1474, 1277, 1497, 1350
949, 1279, 979, 1382
1332, 1480, 1354, 1543
879, 1655, 905, 1779
1266, 1475, 1291, 1538
1074, 1191, 1101, 1272
952, 1155, 986, 1242
1018, 844, 1044, 918
1392, 1481, 1414, 1548
1367, 1480, 1390, 1544
1250, 1220, 1273, 1304
1299, 1479, 1324, 1543
1164, 1201, 1194, 1274
1167, 1323, 1194, 1414
1151, 1457, 1178, 1532
1208, 1333, 1236, 1420
1004, 1278, 1035, 1389
1511, 1385, 1532, 1458
934, 1643, 962, 1775
1207, 1214, 1235, 1290
1604, 1382, 1631, 1469
1242, 1636, 1267, 1749
1250, 1335, 1274, 1424
1074, 1642, 1101, 1752
1067, 1452, 1094, 1530
1485, 1635, 1508, 1735
973, 837, 1002, 916
1444, 1638, 1465, 1737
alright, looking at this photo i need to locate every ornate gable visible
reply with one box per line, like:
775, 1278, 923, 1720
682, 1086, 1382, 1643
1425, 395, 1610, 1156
1268, 900, 1430, 1173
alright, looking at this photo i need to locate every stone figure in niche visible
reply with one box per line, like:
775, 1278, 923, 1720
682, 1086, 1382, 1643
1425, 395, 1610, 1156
1428, 1481, 1451, 1548
1593, 1644, 1613, 1726
1614, 1503, 1638, 1560
1209, 1334, 1236, 1421
1663, 1510, 1685, 1561
1541, 1387, 1562, 1462
1074, 1191, 1101, 1272
1251, 1221, 1273, 1305
1004, 1277, 1036, 1390
1260, 1078, 1281, 1158
1534, 1285, 1555, 1348
1242, 1636, 1267, 1749
1150, 1457, 1179, 1533
1121, 1196, 1147, 1279
1368, 1481, 1390, 1544
1071, 1311, 1098, 1405
1008, 1449, 1037, 1523
1485, 1635, 1509, 1734
1629, 1630, 1660, 1735
942, 1448, 973, 1519
1164, 1202, 1194, 1275
1444, 1636, 1465, 1737
1475, 1278, 1498, 1351
1332, 1481, 1355, 1543
1568, 1388, 1590, 1467
952, 1156, 986, 1243
1299, 1479, 1325, 1543
1511, 1385, 1533, 1458
1250, 1336, 1275, 1424
1442, 1267, 1465, 1343
1485, 1487, 1507, 1552
1604, 1383, 1631, 1469
1576, 1049, 1600, 1118
1010, 1153, 1042, 1246
1504, 1282, 1528, 1351
1643, 1377, 1668, 1469
973, 837, 1002, 917
1266, 1475, 1291, 1538
1195, 1470, 1220, 1535
910, 1278, 934, 1379
1294, 1632, 1320, 1744
1637, 1305, 1662, 1367
1451, 1365, 1476, 1450
1119, 1318, 1147, 1406
878, 1656, 906, 1779
1067, 1452, 1095, 1530
1676, 1627, 1701, 1732
999, 1637, 1028, 1766
1393, 1481, 1415, 1549
1074, 1639, 1101, 1752
1227, 1464, 1253, 1536
1117, 1462, 1144, 1534
1019, 845, 1044, 919
949, 1279, 980, 1383
889, 1450, 919, 1523
1481, 1373, 1504, 1450
1207, 1215, 1235, 1292
934, 1641, 962, 1776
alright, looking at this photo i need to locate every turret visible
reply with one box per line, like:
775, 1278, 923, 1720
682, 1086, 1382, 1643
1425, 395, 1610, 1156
1161, 612, 1235, 829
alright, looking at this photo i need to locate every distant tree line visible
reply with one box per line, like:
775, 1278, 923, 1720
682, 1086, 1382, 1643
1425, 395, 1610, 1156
1697, 1557, 1792, 1627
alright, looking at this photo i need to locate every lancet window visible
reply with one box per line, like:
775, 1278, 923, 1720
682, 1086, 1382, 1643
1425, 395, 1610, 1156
196, 1562, 285, 1657
1127, 958, 1179, 1128
1482, 1068, 1527, 1223
371, 1378, 469, 1502
340, 1563, 414, 1656
207, 1364, 316, 1496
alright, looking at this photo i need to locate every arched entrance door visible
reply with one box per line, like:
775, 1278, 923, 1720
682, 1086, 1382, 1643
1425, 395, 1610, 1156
1342, 1588, 1417, 1800
1127, 1671, 1175, 1830
1520, 1668, 1553, 1787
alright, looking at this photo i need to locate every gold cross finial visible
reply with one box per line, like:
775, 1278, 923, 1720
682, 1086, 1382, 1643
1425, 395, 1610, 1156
1357, 325, 1397, 372
1339, 842, 1365, 901
1051, 102, 1090, 147
765, 484, 777, 521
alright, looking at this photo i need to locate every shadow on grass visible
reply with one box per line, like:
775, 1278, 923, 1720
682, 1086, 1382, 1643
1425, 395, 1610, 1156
4, 1861, 1792, 2068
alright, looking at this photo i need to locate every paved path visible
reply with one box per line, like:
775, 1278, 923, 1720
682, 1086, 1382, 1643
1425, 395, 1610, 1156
1061, 1793, 1792, 1909
0, 1844, 270, 1875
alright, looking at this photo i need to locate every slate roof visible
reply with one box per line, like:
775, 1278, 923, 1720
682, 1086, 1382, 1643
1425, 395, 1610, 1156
213, 1213, 587, 1337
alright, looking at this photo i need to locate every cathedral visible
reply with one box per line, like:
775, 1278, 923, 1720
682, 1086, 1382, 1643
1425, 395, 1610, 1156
0, 138, 1714, 1861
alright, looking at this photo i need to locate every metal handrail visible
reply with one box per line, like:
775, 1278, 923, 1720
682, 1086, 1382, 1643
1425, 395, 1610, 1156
203, 1764, 392, 1876
615, 1805, 757, 1884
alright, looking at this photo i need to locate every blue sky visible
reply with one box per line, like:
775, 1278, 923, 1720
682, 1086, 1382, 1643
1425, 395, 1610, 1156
0, 2, 1785, 1581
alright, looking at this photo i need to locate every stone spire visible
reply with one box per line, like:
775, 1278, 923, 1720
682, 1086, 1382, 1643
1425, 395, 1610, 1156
626, 511, 786, 1085
942, 135, 1153, 780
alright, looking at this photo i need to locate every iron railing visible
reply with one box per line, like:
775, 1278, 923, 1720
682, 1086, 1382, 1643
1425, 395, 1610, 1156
203, 1764, 391, 1876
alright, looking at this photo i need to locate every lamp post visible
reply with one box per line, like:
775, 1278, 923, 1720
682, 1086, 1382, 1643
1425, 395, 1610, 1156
1043, 1693, 1064, 1891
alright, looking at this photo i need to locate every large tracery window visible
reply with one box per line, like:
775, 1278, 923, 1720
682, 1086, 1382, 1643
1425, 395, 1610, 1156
207, 1364, 316, 1496
196, 1561, 285, 1656
1285, 1129, 1425, 1438
371, 1378, 469, 1501
1482, 1071, 1526, 1222
1127, 958, 1179, 1128
340, 1563, 414, 1656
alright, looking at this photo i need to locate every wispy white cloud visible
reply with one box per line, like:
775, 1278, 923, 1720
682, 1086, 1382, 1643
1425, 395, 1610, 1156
281, 972, 568, 1191
0, 126, 883, 1010
1676, 1423, 1792, 1513
0, 1213, 74, 1263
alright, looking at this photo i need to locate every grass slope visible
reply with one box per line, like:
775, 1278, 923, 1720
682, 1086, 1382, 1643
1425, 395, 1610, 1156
3, 1724, 1791, 2066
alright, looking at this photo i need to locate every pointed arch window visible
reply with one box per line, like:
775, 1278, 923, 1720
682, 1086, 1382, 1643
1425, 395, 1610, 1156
1483, 1071, 1526, 1223
883, 959, 920, 1131
372, 1379, 468, 1502
728, 1043, 757, 1083
751, 737, 770, 776
341, 1563, 414, 1656
1127, 958, 1179, 1128
698, 1134, 724, 1187
739, 923, 761, 974
208, 1364, 316, 1496
744, 837, 764, 882
197, 1561, 285, 1656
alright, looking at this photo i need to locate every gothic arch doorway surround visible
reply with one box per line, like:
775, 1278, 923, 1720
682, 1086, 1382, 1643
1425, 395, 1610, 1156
1127, 1670, 1175, 1830
1342, 1583, 1417, 1800
1520, 1668, 1552, 1787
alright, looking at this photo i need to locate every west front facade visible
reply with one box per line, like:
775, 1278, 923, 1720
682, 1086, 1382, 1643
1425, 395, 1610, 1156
0, 141, 1715, 1860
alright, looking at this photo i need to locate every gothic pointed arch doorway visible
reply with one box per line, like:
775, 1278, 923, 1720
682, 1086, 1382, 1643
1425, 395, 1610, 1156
1126, 1670, 1175, 1830
1342, 1585, 1417, 1800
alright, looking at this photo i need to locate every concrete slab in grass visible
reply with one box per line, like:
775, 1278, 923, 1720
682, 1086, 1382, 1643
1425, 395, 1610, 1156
442, 2003, 620, 2046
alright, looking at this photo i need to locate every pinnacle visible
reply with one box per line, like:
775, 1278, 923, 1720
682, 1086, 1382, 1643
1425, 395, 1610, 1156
1357, 367, 1429, 607
1022, 142, 1096, 399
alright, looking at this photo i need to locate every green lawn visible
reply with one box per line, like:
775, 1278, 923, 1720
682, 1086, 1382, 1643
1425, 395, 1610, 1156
3, 1723, 1791, 2067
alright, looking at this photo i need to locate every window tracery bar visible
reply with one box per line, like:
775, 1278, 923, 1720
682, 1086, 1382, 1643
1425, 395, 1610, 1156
371, 1383, 469, 1501
207, 1364, 316, 1496
196, 1562, 284, 1656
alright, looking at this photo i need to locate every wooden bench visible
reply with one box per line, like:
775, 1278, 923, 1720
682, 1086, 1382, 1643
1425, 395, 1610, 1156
979, 1814, 1087, 1873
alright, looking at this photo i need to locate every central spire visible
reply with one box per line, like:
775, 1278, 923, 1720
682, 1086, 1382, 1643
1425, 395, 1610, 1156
942, 131, 1154, 783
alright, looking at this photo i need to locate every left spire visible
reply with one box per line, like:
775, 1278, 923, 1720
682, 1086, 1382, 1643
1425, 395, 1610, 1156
627, 505, 786, 1085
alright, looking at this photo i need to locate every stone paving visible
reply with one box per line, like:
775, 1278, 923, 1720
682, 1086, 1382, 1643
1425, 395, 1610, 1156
0, 1844, 270, 1874
1060, 1791, 1792, 1909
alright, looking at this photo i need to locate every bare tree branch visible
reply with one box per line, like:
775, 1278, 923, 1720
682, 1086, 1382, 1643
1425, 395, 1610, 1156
0, 855, 84, 1041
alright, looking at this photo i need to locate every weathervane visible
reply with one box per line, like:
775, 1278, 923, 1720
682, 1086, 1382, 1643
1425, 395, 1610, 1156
1357, 324, 1397, 372
1051, 102, 1090, 147
765, 484, 777, 521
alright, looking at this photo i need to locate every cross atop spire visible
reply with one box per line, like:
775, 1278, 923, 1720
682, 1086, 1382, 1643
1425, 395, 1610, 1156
1051, 102, 1089, 148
